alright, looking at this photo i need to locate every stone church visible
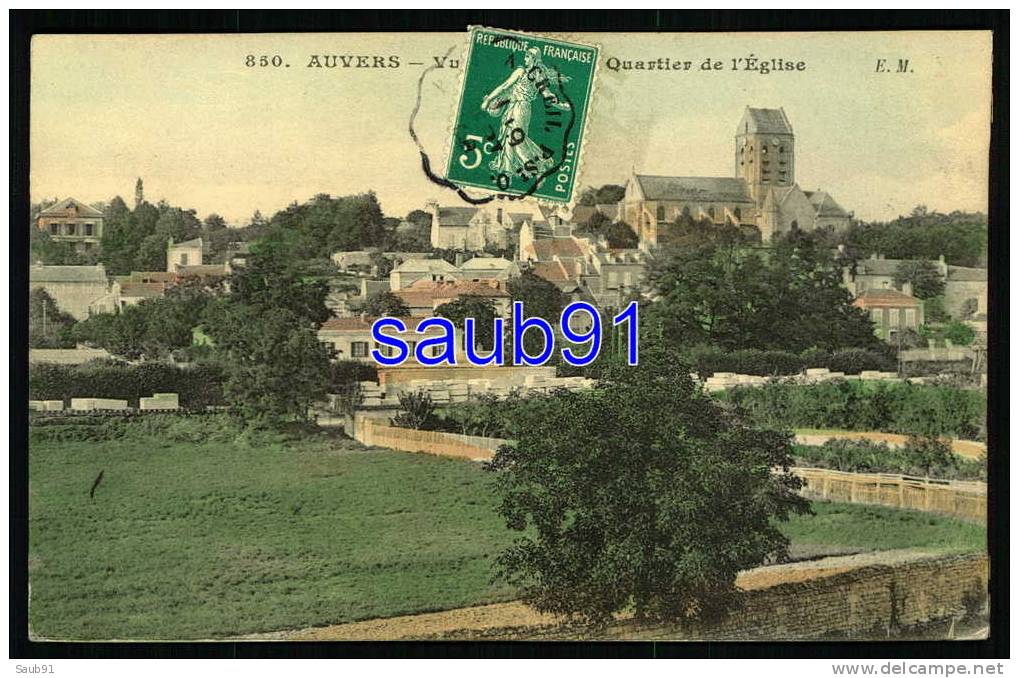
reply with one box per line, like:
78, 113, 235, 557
621, 107, 852, 244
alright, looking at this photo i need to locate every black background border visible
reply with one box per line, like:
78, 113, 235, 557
9, 8, 1009, 660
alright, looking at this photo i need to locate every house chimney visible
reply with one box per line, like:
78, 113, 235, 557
455, 252, 465, 267
902, 281, 914, 297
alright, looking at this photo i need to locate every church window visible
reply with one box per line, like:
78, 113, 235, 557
790, 220, 799, 230
779, 146, 785, 153
734, 207, 741, 220
656, 205, 665, 221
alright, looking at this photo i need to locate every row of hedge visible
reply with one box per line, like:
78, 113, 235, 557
28, 358, 377, 410
719, 379, 985, 440
685, 346, 897, 378
28, 360, 227, 409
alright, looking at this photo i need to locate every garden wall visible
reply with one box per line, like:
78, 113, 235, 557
581, 551, 989, 641
352, 413, 507, 461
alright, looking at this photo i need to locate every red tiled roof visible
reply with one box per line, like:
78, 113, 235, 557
396, 279, 509, 309
852, 289, 921, 308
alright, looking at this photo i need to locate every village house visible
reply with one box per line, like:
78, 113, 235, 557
29, 263, 116, 320
843, 253, 987, 319
621, 108, 852, 245
852, 283, 924, 343
36, 198, 105, 253
318, 315, 449, 364
166, 237, 204, 272
389, 258, 461, 291
581, 249, 647, 309
458, 257, 521, 281
331, 250, 433, 275
394, 278, 512, 318
428, 201, 539, 252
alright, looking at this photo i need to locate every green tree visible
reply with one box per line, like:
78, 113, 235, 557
436, 295, 498, 352
647, 239, 883, 353
507, 271, 566, 358
28, 289, 77, 348
260, 192, 388, 261
577, 184, 625, 206
355, 290, 411, 318
488, 347, 809, 623
842, 208, 987, 267
893, 259, 945, 299
202, 250, 333, 423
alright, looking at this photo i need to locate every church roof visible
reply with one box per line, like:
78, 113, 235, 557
38, 198, 104, 218
804, 190, 850, 218
741, 108, 793, 135
635, 175, 755, 204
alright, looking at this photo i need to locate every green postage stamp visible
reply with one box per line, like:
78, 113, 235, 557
444, 28, 599, 203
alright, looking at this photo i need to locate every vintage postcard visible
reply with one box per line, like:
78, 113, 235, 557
25, 28, 992, 645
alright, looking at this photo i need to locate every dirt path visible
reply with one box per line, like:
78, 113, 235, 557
794, 430, 986, 460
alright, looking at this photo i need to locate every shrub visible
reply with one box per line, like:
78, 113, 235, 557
793, 437, 984, 481
28, 360, 225, 408
390, 391, 438, 430
943, 321, 976, 346
327, 360, 377, 390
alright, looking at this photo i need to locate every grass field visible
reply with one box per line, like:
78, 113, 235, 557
28, 420, 985, 640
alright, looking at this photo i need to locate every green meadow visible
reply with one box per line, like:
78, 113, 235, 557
28, 417, 985, 640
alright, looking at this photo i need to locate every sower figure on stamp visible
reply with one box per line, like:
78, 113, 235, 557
481, 47, 571, 180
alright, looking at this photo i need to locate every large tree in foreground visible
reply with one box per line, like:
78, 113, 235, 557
488, 347, 810, 624
202, 247, 333, 424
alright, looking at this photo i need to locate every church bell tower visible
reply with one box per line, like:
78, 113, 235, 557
735, 107, 795, 203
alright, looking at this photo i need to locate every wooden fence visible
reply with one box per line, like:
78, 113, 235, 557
792, 467, 986, 523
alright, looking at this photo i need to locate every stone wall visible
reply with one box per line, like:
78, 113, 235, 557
610, 552, 987, 641
441, 551, 989, 641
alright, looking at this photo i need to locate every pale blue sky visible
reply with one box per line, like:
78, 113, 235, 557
31, 31, 991, 224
